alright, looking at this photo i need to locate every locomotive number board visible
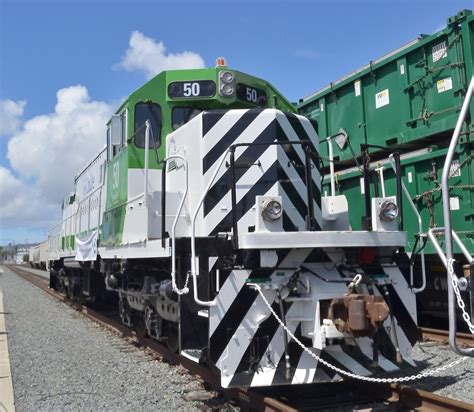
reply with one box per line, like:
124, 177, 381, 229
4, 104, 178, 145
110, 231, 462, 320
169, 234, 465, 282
168, 80, 216, 99
236, 83, 267, 106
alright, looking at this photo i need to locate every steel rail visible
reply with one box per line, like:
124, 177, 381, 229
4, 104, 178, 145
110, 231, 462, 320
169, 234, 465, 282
421, 327, 474, 347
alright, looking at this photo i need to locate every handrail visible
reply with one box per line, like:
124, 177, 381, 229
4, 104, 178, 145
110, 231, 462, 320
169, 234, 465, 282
440, 75, 474, 356
144, 121, 150, 242
388, 154, 426, 293
162, 154, 189, 295
190, 148, 233, 306
428, 228, 473, 268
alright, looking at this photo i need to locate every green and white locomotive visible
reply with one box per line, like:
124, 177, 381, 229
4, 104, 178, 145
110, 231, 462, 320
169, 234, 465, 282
49, 62, 420, 388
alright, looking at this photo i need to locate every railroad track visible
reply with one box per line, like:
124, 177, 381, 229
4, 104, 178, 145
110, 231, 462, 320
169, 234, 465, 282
7, 265, 474, 411
421, 326, 474, 347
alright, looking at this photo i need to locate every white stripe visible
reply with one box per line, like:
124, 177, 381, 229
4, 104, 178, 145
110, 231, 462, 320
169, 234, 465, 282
203, 111, 274, 181
383, 266, 417, 322
218, 249, 311, 388
292, 348, 320, 384
250, 304, 302, 387
209, 269, 250, 336
202, 109, 247, 148
275, 112, 322, 185
277, 145, 323, 227
297, 114, 320, 150
280, 190, 306, 230
325, 345, 371, 376
356, 337, 399, 372
203, 145, 278, 231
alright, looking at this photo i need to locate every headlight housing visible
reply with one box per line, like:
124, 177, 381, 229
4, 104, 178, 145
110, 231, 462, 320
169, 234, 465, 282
261, 199, 283, 221
220, 84, 235, 96
219, 70, 234, 84
379, 200, 398, 222
219, 70, 236, 97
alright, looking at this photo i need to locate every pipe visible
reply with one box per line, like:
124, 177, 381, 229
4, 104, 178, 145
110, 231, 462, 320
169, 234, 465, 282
327, 137, 336, 197
389, 154, 426, 293
441, 75, 474, 357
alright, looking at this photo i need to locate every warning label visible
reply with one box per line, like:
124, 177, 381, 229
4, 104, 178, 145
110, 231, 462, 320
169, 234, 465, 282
437, 77, 453, 93
432, 41, 447, 63
375, 89, 389, 109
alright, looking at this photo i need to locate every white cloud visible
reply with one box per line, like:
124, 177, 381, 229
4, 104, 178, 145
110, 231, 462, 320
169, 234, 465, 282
3, 86, 113, 234
0, 99, 26, 136
115, 31, 205, 79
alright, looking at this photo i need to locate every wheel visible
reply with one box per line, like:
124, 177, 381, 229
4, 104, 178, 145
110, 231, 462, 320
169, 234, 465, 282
119, 297, 132, 326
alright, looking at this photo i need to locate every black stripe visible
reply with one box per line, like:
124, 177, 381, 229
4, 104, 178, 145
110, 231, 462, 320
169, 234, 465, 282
275, 121, 322, 210
283, 212, 298, 232
204, 119, 278, 216
339, 343, 385, 374
376, 283, 421, 346
278, 164, 315, 227
317, 349, 345, 380
202, 110, 227, 137
285, 112, 319, 155
272, 329, 306, 385
202, 109, 261, 174
209, 162, 279, 235
361, 263, 420, 347
209, 253, 290, 363
228, 300, 291, 387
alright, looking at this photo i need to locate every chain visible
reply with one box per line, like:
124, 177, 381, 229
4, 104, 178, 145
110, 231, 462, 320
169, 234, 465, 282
447, 258, 474, 334
253, 284, 469, 383
174, 272, 190, 295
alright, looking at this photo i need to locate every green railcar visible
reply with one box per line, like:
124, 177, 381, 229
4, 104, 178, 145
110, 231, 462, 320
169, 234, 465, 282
297, 9, 474, 329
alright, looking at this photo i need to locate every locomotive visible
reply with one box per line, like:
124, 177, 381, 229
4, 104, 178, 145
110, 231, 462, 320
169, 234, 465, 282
48, 62, 420, 388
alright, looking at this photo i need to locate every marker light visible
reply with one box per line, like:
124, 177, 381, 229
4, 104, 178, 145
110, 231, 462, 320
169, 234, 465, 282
379, 200, 398, 222
261, 199, 283, 221
216, 57, 227, 67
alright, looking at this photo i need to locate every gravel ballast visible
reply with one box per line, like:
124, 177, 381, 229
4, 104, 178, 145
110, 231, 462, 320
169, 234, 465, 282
0, 266, 230, 411
1, 265, 473, 409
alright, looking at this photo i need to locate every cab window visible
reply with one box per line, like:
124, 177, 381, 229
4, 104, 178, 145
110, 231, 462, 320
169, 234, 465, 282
134, 102, 161, 148
172, 107, 202, 130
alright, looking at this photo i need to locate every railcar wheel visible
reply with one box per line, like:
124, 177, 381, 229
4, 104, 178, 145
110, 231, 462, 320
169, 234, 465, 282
119, 297, 132, 327
133, 312, 147, 339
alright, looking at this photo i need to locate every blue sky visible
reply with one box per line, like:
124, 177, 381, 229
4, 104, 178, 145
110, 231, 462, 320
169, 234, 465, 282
0, 0, 472, 244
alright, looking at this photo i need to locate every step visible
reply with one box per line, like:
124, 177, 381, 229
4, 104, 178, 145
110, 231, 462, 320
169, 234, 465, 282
198, 309, 209, 318
181, 349, 202, 363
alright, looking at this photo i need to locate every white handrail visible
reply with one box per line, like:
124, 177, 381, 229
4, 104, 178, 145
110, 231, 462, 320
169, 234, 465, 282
144, 121, 150, 242
164, 154, 190, 295
388, 154, 426, 293
190, 148, 233, 306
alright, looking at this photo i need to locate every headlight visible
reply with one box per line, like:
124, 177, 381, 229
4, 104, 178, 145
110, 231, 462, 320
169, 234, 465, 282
379, 200, 398, 222
261, 199, 282, 221
220, 70, 234, 84
220, 84, 235, 96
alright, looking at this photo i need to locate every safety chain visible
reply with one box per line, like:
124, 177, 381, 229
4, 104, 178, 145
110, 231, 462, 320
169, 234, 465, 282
447, 258, 474, 334
174, 272, 190, 295
254, 284, 469, 383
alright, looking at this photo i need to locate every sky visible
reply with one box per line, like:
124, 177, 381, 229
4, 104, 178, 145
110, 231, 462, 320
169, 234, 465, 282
0, 0, 472, 245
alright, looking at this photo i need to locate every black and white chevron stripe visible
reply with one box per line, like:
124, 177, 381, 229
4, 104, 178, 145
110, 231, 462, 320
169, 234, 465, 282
200, 109, 322, 236
208, 248, 417, 388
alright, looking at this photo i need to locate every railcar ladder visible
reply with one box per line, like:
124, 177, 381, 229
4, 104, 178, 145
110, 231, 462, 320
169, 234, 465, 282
430, 75, 474, 357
